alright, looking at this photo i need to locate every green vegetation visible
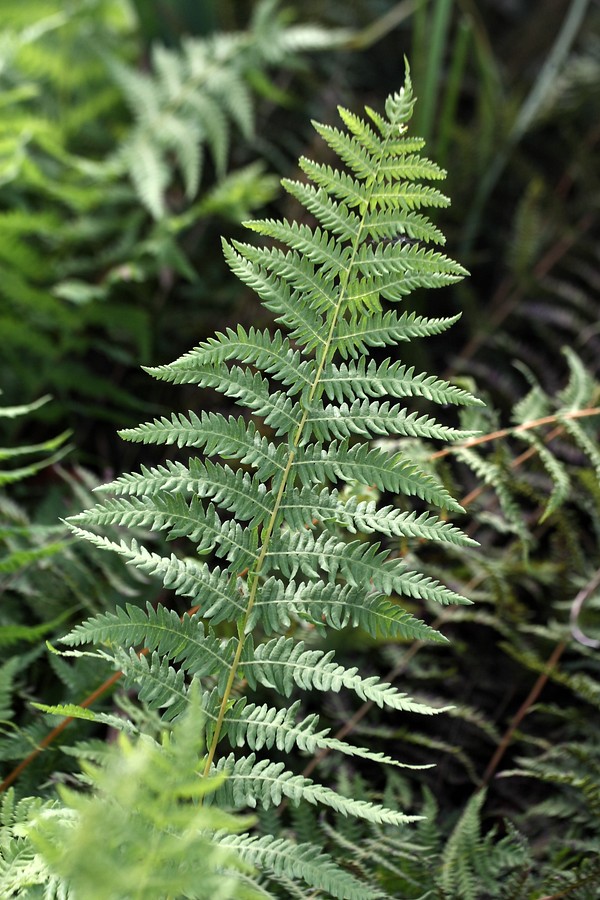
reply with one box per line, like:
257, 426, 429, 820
1, 1, 599, 897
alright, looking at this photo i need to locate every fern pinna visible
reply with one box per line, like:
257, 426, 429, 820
64, 68, 480, 894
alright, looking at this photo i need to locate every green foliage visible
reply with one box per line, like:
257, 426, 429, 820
12, 701, 261, 899
46, 67, 482, 893
0, 397, 160, 798
425, 345, 600, 540
0, 395, 70, 487
110, 0, 348, 220
0, 789, 60, 898
341, 350, 600, 893
2, 3, 600, 895
0, 0, 342, 432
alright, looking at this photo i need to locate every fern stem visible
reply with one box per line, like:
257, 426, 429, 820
201, 439, 302, 777
478, 637, 568, 789
538, 866, 600, 900
430, 405, 600, 461
454, 209, 595, 368
0, 669, 123, 793
201, 327, 344, 774
201, 132, 391, 777
479, 568, 600, 789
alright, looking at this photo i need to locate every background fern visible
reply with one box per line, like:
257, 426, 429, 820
0, 0, 343, 448
0, 396, 164, 799
313, 342, 600, 894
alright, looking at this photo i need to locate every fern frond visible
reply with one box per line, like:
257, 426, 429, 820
306, 399, 473, 442
99, 460, 272, 525
222, 240, 329, 351
439, 789, 486, 900
215, 694, 430, 769
148, 326, 313, 394
298, 157, 450, 212
294, 440, 462, 511
332, 310, 462, 358
558, 347, 597, 411
119, 414, 286, 479
146, 365, 303, 435
518, 431, 571, 522
216, 831, 384, 900
64, 66, 476, 870
454, 446, 529, 542
212, 752, 420, 826
320, 358, 483, 406
562, 415, 600, 482
116, 650, 194, 722
63, 604, 237, 692
242, 636, 444, 713
312, 119, 446, 183
266, 529, 468, 604
247, 577, 447, 642
32, 702, 138, 736
65, 533, 246, 622
107, 7, 344, 219
28, 701, 260, 899
281, 488, 476, 546
70, 496, 259, 570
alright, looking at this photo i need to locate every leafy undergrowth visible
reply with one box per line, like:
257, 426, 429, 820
1, 2, 600, 898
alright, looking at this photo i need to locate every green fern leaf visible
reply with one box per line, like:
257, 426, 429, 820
212, 752, 420, 826
119, 413, 286, 480
306, 398, 473, 442
217, 831, 384, 900
439, 789, 487, 900
293, 440, 462, 511
332, 309, 462, 357
215, 694, 430, 769
148, 326, 313, 394
320, 357, 483, 406
63, 604, 237, 694
242, 635, 446, 713
64, 66, 477, 874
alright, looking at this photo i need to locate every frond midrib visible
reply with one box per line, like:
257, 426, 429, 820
201, 112, 399, 775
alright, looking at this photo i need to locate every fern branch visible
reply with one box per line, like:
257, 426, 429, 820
212, 752, 421, 825
217, 831, 385, 900
202, 72, 435, 778
431, 405, 600, 460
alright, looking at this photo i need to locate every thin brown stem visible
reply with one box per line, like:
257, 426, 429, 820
0, 669, 124, 793
478, 638, 567, 790
453, 210, 595, 371
457, 422, 563, 508
0, 608, 200, 794
430, 406, 600, 462
478, 567, 600, 789
537, 867, 600, 900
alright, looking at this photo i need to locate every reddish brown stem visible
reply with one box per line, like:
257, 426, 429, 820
0, 606, 201, 794
479, 567, 600, 789
430, 407, 600, 462
453, 210, 595, 370
0, 669, 124, 793
478, 639, 567, 790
